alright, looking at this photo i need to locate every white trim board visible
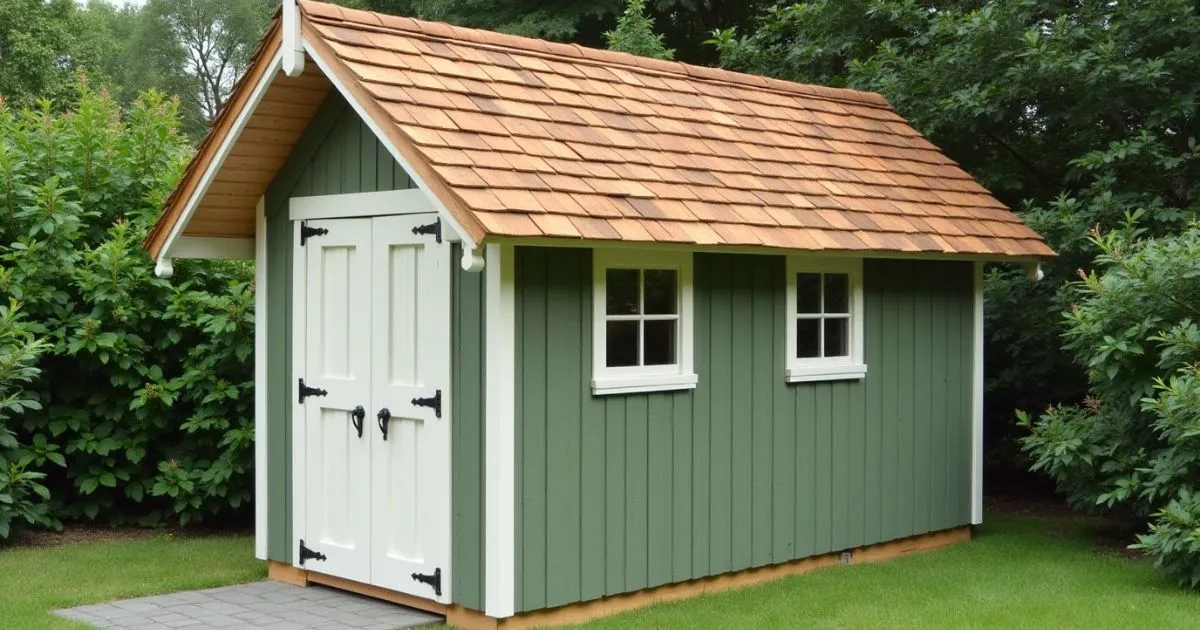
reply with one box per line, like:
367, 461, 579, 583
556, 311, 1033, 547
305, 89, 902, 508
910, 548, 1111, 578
784, 256, 866, 383
172, 236, 255, 260
302, 38, 478, 254
489, 236, 1046, 265
971, 262, 984, 525
484, 243, 516, 618
590, 248, 697, 396
254, 198, 268, 560
155, 51, 283, 272
288, 189, 433, 221
290, 219, 308, 567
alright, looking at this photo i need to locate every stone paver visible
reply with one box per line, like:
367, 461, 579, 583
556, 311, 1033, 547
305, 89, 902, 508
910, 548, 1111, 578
55, 581, 442, 630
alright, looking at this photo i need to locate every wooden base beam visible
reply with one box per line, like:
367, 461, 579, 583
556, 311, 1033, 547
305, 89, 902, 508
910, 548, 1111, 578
271, 526, 972, 629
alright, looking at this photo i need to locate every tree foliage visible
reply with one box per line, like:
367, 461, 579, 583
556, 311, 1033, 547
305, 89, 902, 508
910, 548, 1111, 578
354, 0, 765, 64
711, 0, 1200, 461
0, 83, 255, 527
605, 0, 674, 60
0, 302, 53, 540
1019, 223, 1200, 587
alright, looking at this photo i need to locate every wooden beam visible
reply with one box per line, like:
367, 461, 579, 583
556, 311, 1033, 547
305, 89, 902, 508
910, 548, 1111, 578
269, 526, 971, 629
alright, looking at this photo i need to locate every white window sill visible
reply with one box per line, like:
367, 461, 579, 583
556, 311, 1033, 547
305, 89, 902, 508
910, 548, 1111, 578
785, 363, 868, 383
592, 373, 699, 396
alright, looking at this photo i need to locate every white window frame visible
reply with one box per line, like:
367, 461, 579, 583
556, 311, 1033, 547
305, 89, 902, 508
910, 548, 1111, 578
592, 249, 697, 395
785, 257, 867, 383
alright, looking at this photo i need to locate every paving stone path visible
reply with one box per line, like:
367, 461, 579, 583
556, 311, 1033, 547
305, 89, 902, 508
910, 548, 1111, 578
55, 581, 442, 629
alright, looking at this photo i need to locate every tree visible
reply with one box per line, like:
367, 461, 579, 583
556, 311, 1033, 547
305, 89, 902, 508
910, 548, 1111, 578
141, 0, 275, 135
710, 0, 1200, 469
353, 0, 766, 64
0, 0, 117, 108
606, 0, 675, 59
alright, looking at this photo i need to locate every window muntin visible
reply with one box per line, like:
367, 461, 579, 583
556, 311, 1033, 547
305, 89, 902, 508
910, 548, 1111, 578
593, 250, 696, 395
794, 271, 851, 360
604, 268, 679, 368
785, 258, 866, 383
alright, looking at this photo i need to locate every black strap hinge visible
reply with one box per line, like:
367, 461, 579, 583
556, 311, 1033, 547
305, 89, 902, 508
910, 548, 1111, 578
411, 218, 442, 243
410, 389, 442, 418
298, 378, 328, 403
299, 539, 326, 566
300, 220, 328, 246
411, 567, 441, 596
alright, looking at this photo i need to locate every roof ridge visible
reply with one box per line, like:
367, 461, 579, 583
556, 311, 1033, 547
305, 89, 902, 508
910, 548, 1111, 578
297, 0, 892, 111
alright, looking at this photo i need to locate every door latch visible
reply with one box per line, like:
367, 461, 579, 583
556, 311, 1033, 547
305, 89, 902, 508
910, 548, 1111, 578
350, 405, 365, 438
411, 389, 442, 418
376, 408, 391, 441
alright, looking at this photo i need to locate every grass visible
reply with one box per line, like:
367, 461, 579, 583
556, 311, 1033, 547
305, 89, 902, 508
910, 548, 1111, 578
0, 532, 264, 629
572, 515, 1200, 629
3, 515, 1198, 629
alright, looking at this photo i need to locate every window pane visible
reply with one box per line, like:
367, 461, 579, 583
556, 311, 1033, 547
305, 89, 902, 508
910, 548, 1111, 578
606, 269, 640, 315
643, 319, 677, 365
796, 318, 820, 358
797, 273, 821, 314
824, 317, 849, 357
643, 269, 677, 314
824, 273, 849, 313
606, 320, 639, 367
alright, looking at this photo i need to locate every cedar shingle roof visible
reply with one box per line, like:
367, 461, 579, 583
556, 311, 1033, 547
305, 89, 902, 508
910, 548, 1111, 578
148, 0, 1054, 259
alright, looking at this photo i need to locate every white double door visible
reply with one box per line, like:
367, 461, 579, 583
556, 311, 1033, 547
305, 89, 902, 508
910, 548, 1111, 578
294, 212, 450, 603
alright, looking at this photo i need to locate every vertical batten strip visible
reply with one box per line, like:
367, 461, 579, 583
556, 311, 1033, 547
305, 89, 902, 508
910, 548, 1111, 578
485, 243, 517, 618
254, 197, 268, 560
971, 262, 984, 525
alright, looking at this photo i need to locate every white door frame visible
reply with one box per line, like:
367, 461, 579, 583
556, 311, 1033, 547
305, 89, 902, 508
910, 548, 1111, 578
290, 189, 455, 581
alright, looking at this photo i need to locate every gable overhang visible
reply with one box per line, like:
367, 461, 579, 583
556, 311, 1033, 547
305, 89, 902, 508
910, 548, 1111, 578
146, 5, 485, 276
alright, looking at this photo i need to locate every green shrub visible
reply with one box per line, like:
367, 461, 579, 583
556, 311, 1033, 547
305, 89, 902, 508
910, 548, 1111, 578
0, 301, 54, 540
0, 82, 254, 527
1020, 220, 1200, 587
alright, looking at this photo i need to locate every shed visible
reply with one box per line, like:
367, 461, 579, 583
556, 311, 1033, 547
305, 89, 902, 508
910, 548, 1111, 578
145, 1, 1054, 627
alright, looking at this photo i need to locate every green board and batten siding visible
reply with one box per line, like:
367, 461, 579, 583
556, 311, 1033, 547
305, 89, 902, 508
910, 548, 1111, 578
262, 91, 488, 610
513, 247, 974, 612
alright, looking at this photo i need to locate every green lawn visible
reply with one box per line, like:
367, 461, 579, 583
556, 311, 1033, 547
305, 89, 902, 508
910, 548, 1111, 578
3, 516, 1198, 629
0, 533, 264, 629
573, 515, 1200, 629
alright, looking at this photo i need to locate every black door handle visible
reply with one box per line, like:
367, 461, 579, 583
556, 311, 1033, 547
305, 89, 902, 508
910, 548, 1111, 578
377, 408, 391, 441
350, 406, 365, 438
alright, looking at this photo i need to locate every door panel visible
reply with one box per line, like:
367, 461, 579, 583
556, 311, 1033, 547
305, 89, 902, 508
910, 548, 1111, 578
294, 211, 451, 602
300, 218, 373, 584
369, 214, 452, 602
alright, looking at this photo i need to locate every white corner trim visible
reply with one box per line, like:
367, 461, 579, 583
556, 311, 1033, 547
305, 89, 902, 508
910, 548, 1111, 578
288, 189, 433, 221
156, 51, 282, 268
171, 236, 255, 259
282, 0, 305, 77
784, 363, 867, 383
302, 40, 479, 254
971, 262, 985, 525
484, 243, 516, 619
253, 197, 268, 560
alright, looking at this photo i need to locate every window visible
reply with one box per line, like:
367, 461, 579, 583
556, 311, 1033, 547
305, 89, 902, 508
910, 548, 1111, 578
593, 249, 696, 395
785, 258, 866, 382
